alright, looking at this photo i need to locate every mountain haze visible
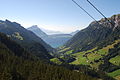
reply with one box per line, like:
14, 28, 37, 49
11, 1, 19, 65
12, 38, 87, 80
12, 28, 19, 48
41, 28, 63, 35
28, 26, 73, 48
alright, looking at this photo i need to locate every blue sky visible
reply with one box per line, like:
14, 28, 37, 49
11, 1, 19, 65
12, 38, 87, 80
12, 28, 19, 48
0, 0, 120, 33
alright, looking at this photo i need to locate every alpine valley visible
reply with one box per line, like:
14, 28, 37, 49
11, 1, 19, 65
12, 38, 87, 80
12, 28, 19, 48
27, 25, 77, 48
51, 14, 120, 80
0, 14, 120, 80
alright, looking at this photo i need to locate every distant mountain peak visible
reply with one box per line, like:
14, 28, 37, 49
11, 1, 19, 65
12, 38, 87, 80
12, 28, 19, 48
0, 20, 53, 60
28, 26, 73, 48
27, 25, 48, 38
28, 25, 40, 30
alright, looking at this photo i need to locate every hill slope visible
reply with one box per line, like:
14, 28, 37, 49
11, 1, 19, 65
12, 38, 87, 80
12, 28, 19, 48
28, 26, 72, 48
0, 32, 99, 80
27, 25, 48, 38
65, 14, 120, 52
0, 20, 53, 60
55, 14, 120, 79
70, 30, 79, 36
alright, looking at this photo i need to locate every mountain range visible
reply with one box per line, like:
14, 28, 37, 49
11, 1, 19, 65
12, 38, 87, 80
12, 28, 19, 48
51, 14, 120, 80
0, 14, 120, 80
28, 25, 78, 48
0, 20, 53, 60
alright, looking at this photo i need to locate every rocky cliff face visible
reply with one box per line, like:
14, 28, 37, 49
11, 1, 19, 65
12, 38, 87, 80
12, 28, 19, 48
114, 14, 120, 28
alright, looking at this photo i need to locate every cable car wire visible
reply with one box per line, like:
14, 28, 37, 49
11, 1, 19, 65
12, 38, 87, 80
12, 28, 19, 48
86, 0, 114, 26
72, 0, 97, 22
72, 0, 102, 26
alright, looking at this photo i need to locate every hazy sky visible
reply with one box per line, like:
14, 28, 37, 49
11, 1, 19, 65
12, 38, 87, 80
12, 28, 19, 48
0, 0, 120, 33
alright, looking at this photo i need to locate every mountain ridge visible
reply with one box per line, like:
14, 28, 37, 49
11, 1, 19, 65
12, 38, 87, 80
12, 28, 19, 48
65, 14, 120, 52
27, 26, 75, 48
53, 14, 120, 79
0, 19, 53, 60
27, 25, 48, 38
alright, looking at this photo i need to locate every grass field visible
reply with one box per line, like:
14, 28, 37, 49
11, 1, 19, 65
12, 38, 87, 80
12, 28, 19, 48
108, 69, 120, 77
53, 39, 120, 80
50, 58, 62, 64
109, 55, 120, 66
64, 50, 73, 55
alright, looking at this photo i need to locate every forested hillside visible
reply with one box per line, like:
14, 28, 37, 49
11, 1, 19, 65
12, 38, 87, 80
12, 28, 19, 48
0, 20, 53, 60
53, 14, 120, 80
0, 0, 119, 80
65, 14, 120, 52
0, 33, 99, 80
